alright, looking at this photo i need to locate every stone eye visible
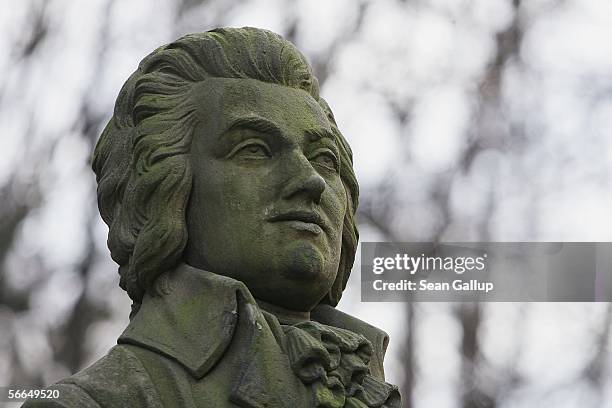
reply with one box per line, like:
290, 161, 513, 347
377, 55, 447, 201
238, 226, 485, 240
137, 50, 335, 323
229, 139, 271, 159
312, 150, 339, 172
244, 145, 266, 155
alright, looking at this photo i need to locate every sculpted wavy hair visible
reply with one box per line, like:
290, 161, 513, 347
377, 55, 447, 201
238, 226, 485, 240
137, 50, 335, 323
93, 27, 359, 314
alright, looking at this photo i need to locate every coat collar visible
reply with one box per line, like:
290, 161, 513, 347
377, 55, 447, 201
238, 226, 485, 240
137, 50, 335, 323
118, 263, 390, 381
118, 263, 245, 378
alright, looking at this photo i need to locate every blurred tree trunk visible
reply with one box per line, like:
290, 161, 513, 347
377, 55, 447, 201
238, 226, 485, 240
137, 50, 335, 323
0, 0, 50, 387
584, 303, 612, 404
457, 2, 523, 407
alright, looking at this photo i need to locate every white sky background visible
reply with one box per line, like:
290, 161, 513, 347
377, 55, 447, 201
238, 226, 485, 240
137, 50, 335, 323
1, 0, 612, 407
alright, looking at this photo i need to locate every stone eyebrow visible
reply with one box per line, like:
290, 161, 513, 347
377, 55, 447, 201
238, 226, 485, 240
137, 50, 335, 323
305, 127, 335, 142
225, 115, 335, 143
225, 115, 283, 139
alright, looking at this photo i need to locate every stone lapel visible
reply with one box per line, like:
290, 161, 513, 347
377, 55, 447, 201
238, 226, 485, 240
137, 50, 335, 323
118, 263, 310, 407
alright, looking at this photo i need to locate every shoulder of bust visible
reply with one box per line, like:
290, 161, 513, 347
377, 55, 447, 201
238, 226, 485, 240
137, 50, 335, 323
36, 345, 162, 408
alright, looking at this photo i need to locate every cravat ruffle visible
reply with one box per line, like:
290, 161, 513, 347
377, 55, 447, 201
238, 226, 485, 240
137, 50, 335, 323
281, 321, 400, 408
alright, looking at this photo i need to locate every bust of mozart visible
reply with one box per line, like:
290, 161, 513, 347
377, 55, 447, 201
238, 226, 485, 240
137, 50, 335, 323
25, 27, 400, 408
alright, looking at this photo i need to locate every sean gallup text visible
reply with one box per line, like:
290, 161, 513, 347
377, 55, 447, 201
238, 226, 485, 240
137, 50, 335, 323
372, 279, 494, 293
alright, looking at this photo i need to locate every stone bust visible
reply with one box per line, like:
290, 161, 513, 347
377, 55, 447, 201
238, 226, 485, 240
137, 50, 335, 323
25, 27, 400, 408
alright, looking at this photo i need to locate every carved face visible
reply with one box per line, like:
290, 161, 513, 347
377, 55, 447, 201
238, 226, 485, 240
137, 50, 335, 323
184, 78, 347, 311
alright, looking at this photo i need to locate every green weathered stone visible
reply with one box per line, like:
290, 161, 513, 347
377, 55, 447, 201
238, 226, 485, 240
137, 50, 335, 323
23, 27, 400, 408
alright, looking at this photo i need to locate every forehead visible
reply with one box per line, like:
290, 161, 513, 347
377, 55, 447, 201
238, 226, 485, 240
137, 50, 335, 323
192, 78, 331, 136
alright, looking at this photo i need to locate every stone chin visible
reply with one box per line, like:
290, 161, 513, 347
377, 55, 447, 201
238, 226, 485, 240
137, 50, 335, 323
233, 245, 336, 312
284, 242, 332, 281
272, 243, 338, 309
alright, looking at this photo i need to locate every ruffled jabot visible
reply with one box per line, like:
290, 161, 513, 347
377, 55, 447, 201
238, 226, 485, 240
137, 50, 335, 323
280, 320, 400, 408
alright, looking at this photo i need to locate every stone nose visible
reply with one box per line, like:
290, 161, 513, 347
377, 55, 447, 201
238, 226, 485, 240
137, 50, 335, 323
281, 155, 326, 204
